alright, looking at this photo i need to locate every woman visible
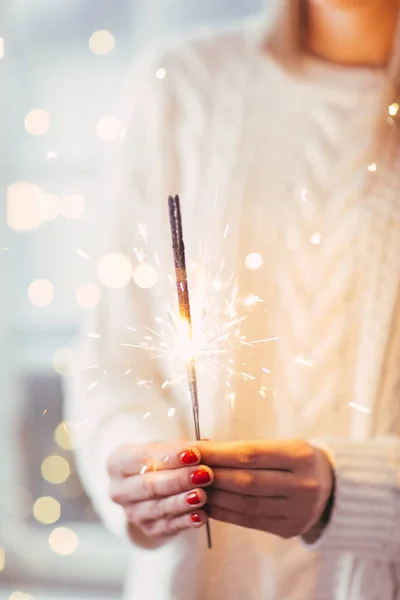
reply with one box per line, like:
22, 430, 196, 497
66, 1, 400, 598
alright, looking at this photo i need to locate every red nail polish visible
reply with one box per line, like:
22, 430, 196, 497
179, 450, 198, 465
191, 512, 201, 524
191, 469, 211, 486
186, 492, 200, 506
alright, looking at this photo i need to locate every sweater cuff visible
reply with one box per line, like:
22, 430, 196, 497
303, 439, 399, 561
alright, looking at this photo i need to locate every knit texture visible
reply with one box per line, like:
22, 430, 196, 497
65, 15, 400, 600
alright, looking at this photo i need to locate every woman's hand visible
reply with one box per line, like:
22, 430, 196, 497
107, 443, 213, 540
196, 439, 333, 539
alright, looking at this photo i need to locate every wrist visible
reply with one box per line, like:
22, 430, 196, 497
303, 465, 336, 543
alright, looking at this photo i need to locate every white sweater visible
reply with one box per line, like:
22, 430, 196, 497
66, 13, 400, 600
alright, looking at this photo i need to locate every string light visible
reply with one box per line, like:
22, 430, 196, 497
24, 109, 50, 136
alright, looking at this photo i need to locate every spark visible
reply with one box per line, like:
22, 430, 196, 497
126, 326, 136, 332
168, 407, 176, 417
262, 367, 271, 373
142, 412, 151, 420
42, 409, 48, 416
223, 224, 230, 238
389, 103, 399, 117
244, 294, 263, 307
76, 249, 91, 259
82, 365, 99, 371
87, 381, 98, 391
88, 333, 101, 339
213, 185, 220, 212
294, 353, 314, 368
163, 455, 170, 463
228, 393, 236, 409
1, 247, 9, 251
134, 247, 146, 263
349, 402, 370, 414
154, 252, 161, 266
137, 379, 153, 388
161, 380, 170, 389
136, 223, 149, 243
240, 372, 256, 380
140, 465, 148, 475
124, 368, 132, 375
368, 163, 377, 172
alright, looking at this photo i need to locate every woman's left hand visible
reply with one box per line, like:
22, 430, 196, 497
196, 439, 333, 539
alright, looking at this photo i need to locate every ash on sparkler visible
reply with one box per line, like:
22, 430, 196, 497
168, 194, 212, 549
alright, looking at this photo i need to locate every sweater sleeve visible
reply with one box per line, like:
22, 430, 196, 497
303, 436, 400, 562
63, 50, 192, 541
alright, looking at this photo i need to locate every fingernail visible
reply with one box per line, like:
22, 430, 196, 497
186, 491, 200, 506
179, 450, 199, 465
191, 469, 211, 486
191, 512, 201, 524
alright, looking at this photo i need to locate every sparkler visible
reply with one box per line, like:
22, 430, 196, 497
168, 194, 212, 549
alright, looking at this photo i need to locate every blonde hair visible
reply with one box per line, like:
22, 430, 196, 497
268, 0, 400, 163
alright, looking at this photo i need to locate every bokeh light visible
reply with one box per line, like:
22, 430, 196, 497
389, 102, 399, 117
245, 253, 263, 271
368, 163, 377, 172
7, 182, 44, 231
41, 455, 70, 484
61, 194, 85, 219
96, 116, 122, 142
40, 192, 62, 221
310, 232, 322, 245
54, 421, 74, 451
89, 30, 115, 55
8, 593, 35, 600
156, 67, 166, 79
28, 279, 54, 307
52, 347, 76, 377
33, 496, 61, 525
75, 282, 101, 309
49, 527, 79, 556
133, 264, 159, 289
97, 253, 133, 288
24, 109, 50, 136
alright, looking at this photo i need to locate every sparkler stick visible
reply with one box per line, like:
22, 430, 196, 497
168, 194, 212, 549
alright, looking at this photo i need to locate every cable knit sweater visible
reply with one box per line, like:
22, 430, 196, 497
66, 11, 400, 600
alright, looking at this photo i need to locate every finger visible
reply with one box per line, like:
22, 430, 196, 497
207, 489, 288, 518
196, 440, 303, 470
208, 506, 293, 537
141, 510, 207, 538
125, 488, 207, 523
107, 443, 201, 478
212, 467, 292, 496
110, 465, 214, 504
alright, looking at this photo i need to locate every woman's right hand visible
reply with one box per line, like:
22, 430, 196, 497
106, 443, 213, 539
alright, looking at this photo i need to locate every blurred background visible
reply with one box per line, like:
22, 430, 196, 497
0, 1, 268, 598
